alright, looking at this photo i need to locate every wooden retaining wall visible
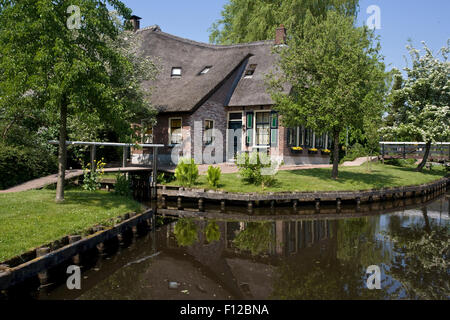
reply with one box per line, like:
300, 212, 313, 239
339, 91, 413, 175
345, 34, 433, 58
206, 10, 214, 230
0, 209, 154, 291
158, 177, 450, 213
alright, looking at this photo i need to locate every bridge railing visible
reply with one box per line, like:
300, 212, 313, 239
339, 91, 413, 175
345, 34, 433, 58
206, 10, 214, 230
380, 142, 450, 161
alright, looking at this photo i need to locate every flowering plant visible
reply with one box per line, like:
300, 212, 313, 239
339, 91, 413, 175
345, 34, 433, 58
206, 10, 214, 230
82, 159, 106, 191
291, 147, 303, 151
321, 149, 331, 154
309, 148, 318, 152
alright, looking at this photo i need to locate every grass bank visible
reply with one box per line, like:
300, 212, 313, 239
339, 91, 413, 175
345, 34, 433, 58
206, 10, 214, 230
166, 163, 447, 193
0, 189, 143, 262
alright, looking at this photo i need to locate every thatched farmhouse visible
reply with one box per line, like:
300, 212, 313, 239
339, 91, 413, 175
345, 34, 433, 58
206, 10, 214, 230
130, 17, 332, 166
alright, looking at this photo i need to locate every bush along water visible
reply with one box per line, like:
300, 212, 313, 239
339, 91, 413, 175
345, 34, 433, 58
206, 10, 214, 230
82, 159, 106, 191
206, 165, 221, 188
236, 152, 277, 189
174, 158, 199, 187
114, 172, 132, 197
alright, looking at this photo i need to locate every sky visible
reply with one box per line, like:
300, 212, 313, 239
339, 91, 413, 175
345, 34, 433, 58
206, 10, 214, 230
121, 0, 450, 72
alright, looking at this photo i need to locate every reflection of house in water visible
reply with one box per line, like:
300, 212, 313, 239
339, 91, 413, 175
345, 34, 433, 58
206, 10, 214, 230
225, 220, 332, 256
162, 219, 335, 299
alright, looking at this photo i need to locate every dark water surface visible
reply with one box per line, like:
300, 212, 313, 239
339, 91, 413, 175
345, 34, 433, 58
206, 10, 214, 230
36, 195, 449, 300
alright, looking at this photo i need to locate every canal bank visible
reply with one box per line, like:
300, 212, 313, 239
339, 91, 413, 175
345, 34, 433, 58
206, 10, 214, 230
3, 193, 448, 300
0, 174, 448, 296
158, 177, 450, 213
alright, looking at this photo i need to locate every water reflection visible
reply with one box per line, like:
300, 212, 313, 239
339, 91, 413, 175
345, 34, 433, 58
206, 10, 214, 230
39, 196, 449, 300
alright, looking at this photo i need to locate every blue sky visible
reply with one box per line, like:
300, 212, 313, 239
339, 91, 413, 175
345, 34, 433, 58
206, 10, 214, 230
121, 0, 449, 72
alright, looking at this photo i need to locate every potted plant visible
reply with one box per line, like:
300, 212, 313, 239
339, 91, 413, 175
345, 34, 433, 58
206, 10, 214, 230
321, 149, 331, 155
308, 148, 318, 154
291, 146, 303, 154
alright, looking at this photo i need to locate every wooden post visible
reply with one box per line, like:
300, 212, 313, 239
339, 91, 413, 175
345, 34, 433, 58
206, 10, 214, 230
132, 225, 138, 237
336, 198, 342, 211
356, 197, 361, 211
177, 197, 183, 211
36, 247, 50, 286
161, 195, 167, 209
117, 233, 124, 245
69, 235, 82, 265
220, 200, 226, 213
90, 145, 96, 171
198, 198, 205, 212
403, 143, 406, 159
96, 242, 105, 255
152, 147, 158, 201
247, 201, 253, 214
315, 199, 320, 211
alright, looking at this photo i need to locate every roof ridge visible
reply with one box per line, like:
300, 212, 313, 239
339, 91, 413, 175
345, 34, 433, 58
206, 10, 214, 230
137, 27, 274, 49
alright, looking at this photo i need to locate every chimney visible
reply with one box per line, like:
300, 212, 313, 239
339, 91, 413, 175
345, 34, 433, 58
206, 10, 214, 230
130, 15, 142, 32
275, 24, 287, 45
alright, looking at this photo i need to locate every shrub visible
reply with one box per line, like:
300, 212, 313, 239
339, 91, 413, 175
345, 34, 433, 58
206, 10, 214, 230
340, 143, 367, 163
114, 172, 132, 197
157, 172, 175, 184
236, 152, 277, 187
206, 166, 221, 188
81, 159, 106, 191
174, 158, 199, 187
0, 143, 57, 190
385, 158, 416, 167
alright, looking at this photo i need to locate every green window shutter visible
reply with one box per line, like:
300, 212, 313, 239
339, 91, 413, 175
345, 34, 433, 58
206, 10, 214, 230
247, 129, 253, 146
271, 129, 278, 147
246, 112, 254, 129
271, 112, 278, 129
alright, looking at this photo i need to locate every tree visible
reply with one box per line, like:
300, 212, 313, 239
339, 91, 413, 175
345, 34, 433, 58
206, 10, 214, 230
380, 41, 450, 172
0, 1, 157, 202
383, 69, 407, 131
269, 11, 387, 179
209, 0, 360, 44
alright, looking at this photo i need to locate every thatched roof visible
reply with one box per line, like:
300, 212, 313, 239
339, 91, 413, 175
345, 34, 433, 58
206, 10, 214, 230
137, 27, 281, 113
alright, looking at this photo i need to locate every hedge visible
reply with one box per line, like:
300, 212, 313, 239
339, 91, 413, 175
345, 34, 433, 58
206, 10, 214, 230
0, 143, 57, 190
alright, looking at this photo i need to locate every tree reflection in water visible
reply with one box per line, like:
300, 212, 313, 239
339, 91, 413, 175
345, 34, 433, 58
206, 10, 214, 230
386, 207, 450, 299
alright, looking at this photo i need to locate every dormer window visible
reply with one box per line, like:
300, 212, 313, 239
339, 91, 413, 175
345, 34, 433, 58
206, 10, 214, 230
244, 64, 257, 78
171, 67, 182, 78
199, 66, 212, 75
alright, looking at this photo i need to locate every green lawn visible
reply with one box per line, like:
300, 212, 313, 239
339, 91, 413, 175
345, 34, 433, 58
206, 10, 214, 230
0, 189, 143, 262
167, 163, 447, 193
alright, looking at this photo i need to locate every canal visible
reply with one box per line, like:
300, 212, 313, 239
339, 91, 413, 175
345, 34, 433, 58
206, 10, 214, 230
13, 195, 450, 300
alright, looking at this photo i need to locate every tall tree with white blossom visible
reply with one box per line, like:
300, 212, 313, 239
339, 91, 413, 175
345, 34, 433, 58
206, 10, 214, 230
381, 41, 450, 171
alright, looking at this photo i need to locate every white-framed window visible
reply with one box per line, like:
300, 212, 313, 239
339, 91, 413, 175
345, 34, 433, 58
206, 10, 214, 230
199, 66, 212, 75
169, 118, 182, 145
255, 111, 271, 146
243, 64, 257, 79
204, 119, 214, 145
171, 67, 182, 78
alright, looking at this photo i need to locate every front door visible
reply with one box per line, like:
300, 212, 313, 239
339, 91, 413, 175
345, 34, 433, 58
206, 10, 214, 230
228, 114, 242, 161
